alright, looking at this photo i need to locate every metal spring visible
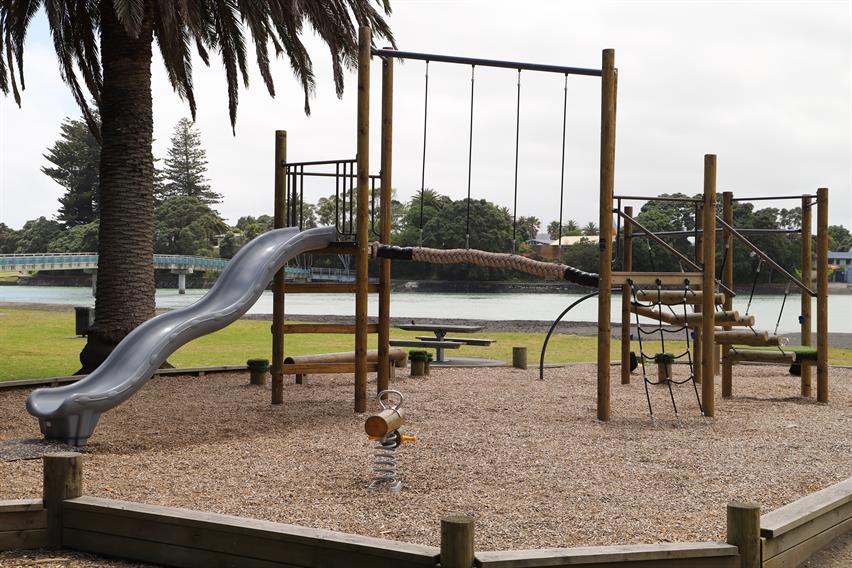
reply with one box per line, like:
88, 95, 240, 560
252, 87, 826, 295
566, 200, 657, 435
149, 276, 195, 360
368, 430, 402, 493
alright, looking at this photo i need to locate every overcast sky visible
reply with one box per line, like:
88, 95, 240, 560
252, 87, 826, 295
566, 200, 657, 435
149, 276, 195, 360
1, 0, 850, 232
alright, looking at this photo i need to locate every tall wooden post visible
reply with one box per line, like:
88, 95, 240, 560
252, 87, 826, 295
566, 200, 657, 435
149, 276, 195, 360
354, 27, 371, 413
43, 452, 83, 548
800, 196, 812, 397
620, 206, 633, 384
701, 155, 717, 417
271, 130, 287, 404
722, 191, 734, 397
726, 502, 761, 568
377, 49, 394, 396
597, 48, 617, 422
816, 187, 829, 403
693, 204, 703, 386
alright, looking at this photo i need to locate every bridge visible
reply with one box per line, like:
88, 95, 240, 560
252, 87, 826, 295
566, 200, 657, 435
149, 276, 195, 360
0, 253, 354, 294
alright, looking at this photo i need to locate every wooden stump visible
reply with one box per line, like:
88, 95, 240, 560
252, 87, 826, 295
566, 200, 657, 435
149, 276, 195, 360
441, 514, 474, 568
43, 452, 83, 548
247, 358, 269, 386
657, 361, 672, 385
727, 502, 760, 568
512, 347, 527, 369
411, 359, 426, 377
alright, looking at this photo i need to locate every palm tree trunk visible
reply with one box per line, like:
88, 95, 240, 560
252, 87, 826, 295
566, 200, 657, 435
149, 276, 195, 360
79, 1, 155, 373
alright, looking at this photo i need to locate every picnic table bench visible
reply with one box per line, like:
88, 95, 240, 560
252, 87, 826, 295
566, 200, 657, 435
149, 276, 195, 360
392, 323, 493, 362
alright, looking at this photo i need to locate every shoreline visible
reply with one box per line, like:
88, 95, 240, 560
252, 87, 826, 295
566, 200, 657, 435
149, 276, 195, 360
4, 301, 852, 348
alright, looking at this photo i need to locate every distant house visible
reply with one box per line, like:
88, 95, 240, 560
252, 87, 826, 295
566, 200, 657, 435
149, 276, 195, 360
526, 234, 600, 261
828, 247, 852, 282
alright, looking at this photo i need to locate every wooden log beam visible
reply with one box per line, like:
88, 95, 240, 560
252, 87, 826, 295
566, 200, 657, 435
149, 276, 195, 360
632, 305, 751, 328
283, 282, 379, 294
354, 26, 371, 414
281, 362, 379, 375
714, 330, 788, 346
596, 48, 617, 422
613, 271, 704, 286
701, 154, 717, 417
621, 205, 633, 385
281, 323, 379, 334
816, 187, 829, 403
634, 290, 723, 305
729, 349, 796, 364
722, 191, 734, 397
271, 130, 287, 405
284, 349, 406, 367
378, 47, 394, 398
800, 195, 813, 397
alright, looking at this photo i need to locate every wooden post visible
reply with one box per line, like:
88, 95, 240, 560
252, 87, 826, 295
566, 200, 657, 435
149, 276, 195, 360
694, 203, 703, 386
816, 187, 828, 403
378, 47, 394, 398
701, 154, 717, 417
620, 205, 633, 384
354, 27, 371, 413
271, 130, 287, 405
441, 515, 475, 568
800, 196, 812, 397
43, 452, 83, 548
597, 48, 617, 422
722, 191, 734, 397
512, 347, 528, 369
726, 502, 761, 568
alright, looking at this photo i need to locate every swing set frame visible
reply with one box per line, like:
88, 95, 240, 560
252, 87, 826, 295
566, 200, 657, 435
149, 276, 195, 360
269, 27, 831, 421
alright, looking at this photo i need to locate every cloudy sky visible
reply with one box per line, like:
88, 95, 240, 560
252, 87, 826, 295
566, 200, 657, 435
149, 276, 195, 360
1, 0, 850, 232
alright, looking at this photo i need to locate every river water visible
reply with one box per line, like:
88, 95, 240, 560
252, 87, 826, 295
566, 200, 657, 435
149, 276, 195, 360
2, 285, 850, 334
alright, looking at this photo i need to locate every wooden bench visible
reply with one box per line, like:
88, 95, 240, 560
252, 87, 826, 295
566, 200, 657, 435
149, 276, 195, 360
415, 336, 496, 347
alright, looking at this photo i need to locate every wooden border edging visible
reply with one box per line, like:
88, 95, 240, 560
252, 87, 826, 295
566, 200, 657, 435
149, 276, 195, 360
0, 498, 48, 551
760, 477, 852, 567
475, 542, 740, 567
0, 365, 248, 390
62, 496, 440, 568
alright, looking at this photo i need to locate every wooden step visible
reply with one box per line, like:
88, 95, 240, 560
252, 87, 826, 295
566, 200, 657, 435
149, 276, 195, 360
633, 289, 723, 305
281, 362, 378, 375
282, 323, 378, 334
631, 305, 754, 328
715, 330, 787, 346
613, 271, 704, 286
729, 349, 796, 364
283, 282, 379, 293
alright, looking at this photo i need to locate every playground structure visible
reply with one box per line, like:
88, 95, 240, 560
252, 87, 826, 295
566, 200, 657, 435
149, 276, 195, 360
5, 27, 845, 568
21, 26, 832, 446
274, 27, 830, 420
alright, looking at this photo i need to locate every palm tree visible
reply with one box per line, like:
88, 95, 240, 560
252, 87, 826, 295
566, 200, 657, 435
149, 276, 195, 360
1, 1, 393, 372
582, 222, 598, 236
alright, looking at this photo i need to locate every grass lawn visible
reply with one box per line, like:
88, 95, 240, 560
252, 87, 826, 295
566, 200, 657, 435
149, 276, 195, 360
1, 307, 850, 381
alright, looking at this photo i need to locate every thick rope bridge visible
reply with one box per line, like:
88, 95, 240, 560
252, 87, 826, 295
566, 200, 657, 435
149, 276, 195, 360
370, 243, 600, 288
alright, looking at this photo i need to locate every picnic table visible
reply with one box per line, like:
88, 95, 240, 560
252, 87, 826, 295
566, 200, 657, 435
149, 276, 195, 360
391, 323, 493, 363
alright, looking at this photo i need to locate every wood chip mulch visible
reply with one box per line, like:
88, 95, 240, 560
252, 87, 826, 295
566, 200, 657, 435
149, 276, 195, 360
1, 364, 850, 557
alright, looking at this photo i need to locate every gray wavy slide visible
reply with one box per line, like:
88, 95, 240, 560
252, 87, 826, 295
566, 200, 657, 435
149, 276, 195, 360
27, 226, 337, 446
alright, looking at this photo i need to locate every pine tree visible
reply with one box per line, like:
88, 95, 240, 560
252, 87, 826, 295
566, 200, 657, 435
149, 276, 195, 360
161, 118, 221, 205
43, 115, 101, 227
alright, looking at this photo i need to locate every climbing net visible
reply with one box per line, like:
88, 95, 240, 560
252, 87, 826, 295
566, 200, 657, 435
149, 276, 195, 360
629, 278, 703, 419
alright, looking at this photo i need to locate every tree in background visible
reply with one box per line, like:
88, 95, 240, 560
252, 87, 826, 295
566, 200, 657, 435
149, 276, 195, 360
828, 225, 852, 252
0, 224, 20, 254
1, 1, 392, 372
582, 222, 598, 236
14, 217, 63, 253
514, 216, 541, 243
47, 221, 100, 253
42, 115, 101, 227
154, 197, 228, 256
547, 220, 580, 240
159, 118, 221, 205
